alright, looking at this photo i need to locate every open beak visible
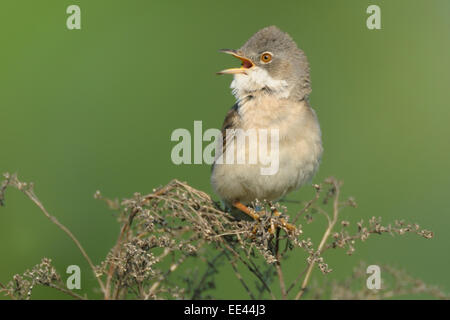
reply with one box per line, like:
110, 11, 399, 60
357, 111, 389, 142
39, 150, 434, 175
217, 49, 255, 75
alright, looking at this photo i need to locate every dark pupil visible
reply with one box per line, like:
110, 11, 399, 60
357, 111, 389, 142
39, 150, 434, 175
264, 55, 269, 60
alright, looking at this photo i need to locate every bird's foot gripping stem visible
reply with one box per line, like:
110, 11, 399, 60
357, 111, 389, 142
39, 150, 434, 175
232, 201, 296, 234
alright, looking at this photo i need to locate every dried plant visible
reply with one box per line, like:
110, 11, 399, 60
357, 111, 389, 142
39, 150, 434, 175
309, 262, 448, 300
0, 258, 85, 300
0, 172, 445, 300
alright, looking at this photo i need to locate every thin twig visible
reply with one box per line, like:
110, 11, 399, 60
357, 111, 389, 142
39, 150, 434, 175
104, 206, 139, 299
223, 251, 256, 300
219, 241, 276, 300
275, 228, 287, 299
48, 283, 86, 300
3, 174, 106, 295
145, 253, 188, 300
293, 184, 321, 224
0, 281, 16, 300
191, 252, 225, 299
286, 264, 310, 296
295, 179, 341, 300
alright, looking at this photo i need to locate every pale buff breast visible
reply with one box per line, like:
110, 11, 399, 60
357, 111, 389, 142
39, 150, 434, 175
211, 95, 323, 204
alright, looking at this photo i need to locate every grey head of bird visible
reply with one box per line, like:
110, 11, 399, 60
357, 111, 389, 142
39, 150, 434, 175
218, 26, 311, 102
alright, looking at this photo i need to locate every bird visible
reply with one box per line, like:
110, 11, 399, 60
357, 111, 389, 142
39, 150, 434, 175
211, 26, 323, 231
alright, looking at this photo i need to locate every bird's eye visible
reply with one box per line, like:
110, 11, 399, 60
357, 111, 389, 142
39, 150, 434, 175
260, 52, 272, 63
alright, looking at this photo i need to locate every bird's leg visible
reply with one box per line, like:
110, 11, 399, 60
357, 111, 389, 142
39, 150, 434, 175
232, 201, 261, 220
233, 200, 296, 234
268, 206, 296, 233
232, 201, 262, 236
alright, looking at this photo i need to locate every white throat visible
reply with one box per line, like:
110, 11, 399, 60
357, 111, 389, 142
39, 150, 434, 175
230, 67, 290, 101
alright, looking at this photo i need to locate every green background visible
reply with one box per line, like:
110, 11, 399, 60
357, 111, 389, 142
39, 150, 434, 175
0, 0, 449, 299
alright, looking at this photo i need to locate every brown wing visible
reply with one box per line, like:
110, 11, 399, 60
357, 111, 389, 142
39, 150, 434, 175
221, 103, 241, 149
211, 103, 241, 171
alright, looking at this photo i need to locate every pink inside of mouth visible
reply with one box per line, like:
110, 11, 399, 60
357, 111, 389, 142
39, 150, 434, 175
241, 60, 253, 69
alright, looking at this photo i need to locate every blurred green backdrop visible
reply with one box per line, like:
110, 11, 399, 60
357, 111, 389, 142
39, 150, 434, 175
0, 0, 449, 299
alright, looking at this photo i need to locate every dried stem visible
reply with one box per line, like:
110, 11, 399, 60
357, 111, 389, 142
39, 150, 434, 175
275, 229, 287, 299
224, 251, 256, 300
295, 178, 341, 300
0, 173, 106, 295
48, 283, 86, 300
104, 207, 138, 299
0, 281, 16, 300
293, 184, 321, 224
